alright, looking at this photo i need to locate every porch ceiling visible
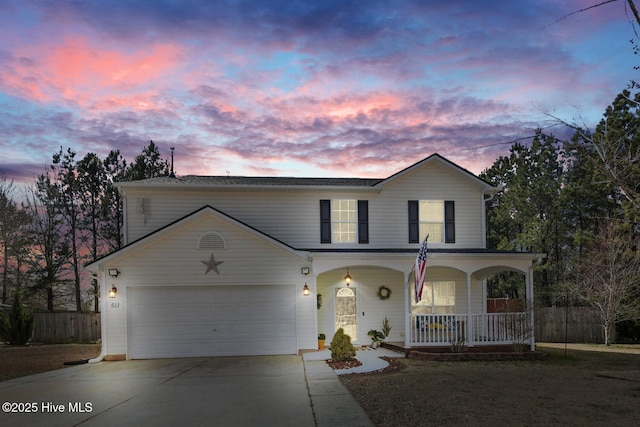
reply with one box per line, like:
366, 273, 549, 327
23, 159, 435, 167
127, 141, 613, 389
310, 250, 545, 276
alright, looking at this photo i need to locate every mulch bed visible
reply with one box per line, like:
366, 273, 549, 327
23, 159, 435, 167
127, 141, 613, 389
326, 358, 362, 370
326, 356, 405, 374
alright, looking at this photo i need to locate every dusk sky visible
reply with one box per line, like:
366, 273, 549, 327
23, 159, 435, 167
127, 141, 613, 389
0, 0, 637, 187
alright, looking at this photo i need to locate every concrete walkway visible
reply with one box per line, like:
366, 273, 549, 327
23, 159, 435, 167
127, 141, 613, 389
301, 347, 402, 426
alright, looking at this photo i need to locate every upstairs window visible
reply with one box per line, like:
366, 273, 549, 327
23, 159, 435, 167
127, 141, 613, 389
408, 200, 455, 243
320, 199, 368, 244
332, 199, 356, 243
420, 200, 444, 242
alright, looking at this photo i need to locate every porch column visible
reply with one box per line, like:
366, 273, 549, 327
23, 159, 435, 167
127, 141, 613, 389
466, 272, 473, 346
527, 266, 535, 351
404, 271, 410, 348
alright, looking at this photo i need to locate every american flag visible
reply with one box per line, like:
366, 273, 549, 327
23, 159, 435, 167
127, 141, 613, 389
414, 235, 429, 303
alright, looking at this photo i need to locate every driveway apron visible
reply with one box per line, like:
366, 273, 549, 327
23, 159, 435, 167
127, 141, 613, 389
0, 356, 371, 427
0, 355, 371, 427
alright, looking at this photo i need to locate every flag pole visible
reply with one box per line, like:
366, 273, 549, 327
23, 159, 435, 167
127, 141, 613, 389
406, 235, 428, 348
407, 263, 416, 308
414, 234, 429, 303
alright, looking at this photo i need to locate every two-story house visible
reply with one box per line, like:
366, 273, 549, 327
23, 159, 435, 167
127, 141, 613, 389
86, 154, 544, 360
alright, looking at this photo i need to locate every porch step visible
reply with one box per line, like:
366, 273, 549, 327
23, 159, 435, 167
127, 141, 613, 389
381, 342, 548, 361
408, 350, 548, 361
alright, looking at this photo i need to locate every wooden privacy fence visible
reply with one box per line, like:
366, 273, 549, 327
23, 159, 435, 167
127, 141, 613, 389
535, 307, 605, 343
32, 312, 101, 344
28, 308, 602, 345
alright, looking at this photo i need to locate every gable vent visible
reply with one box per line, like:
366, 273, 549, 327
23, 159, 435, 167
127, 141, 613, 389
198, 232, 226, 249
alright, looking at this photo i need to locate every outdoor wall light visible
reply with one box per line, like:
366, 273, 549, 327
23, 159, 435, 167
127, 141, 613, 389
109, 285, 118, 298
108, 269, 120, 278
303, 283, 310, 296
344, 268, 352, 286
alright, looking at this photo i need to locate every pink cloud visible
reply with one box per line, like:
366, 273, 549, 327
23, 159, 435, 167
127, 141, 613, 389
1, 37, 183, 109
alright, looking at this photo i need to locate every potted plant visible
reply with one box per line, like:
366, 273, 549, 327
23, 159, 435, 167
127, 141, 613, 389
368, 329, 385, 348
368, 317, 392, 348
318, 333, 326, 349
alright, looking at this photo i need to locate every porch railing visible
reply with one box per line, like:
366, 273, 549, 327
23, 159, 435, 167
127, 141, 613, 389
410, 314, 465, 345
410, 313, 530, 347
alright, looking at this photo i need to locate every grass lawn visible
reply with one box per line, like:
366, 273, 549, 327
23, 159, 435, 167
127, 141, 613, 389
340, 344, 640, 426
0, 343, 101, 381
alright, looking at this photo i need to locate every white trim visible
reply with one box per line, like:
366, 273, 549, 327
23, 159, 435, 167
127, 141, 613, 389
481, 194, 487, 248
122, 196, 129, 245
404, 270, 411, 348
466, 273, 473, 347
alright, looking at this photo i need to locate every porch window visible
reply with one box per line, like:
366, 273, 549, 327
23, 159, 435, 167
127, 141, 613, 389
413, 281, 455, 314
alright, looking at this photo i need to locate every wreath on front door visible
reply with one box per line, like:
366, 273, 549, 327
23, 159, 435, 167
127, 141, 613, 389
377, 285, 392, 300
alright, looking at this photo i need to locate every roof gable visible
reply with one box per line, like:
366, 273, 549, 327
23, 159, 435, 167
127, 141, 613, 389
85, 205, 309, 271
375, 153, 496, 192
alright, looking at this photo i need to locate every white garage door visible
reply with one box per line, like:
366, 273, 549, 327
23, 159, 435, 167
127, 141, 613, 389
128, 285, 296, 359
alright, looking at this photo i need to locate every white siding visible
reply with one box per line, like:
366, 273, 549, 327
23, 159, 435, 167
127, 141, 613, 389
123, 161, 487, 249
102, 211, 316, 357
373, 161, 485, 248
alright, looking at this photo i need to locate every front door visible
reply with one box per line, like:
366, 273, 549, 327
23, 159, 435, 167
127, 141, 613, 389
335, 287, 357, 343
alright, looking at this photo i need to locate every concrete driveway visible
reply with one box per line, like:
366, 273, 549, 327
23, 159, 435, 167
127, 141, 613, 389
0, 355, 371, 427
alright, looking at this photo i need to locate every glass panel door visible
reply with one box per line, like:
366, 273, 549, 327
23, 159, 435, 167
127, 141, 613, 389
335, 287, 357, 342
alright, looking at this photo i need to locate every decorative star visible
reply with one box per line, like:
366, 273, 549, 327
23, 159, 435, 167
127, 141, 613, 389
201, 253, 223, 275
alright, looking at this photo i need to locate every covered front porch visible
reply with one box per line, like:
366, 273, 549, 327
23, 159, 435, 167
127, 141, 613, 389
311, 250, 543, 352
406, 257, 540, 351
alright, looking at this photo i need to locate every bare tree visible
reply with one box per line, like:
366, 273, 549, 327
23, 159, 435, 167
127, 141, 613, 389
571, 222, 640, 345
0, 176, 16, 304
24, 173, 72, 311
0, 177, 31, 303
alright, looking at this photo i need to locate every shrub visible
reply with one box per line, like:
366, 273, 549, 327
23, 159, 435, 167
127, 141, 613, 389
0, 292, 34, 345
330, 328, 356, 361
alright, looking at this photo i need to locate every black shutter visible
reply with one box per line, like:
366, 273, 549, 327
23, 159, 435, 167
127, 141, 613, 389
358, 200, 369, 244
445, 200, 455, 243
320, 200, 331, 243
408, 200, 419, 243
